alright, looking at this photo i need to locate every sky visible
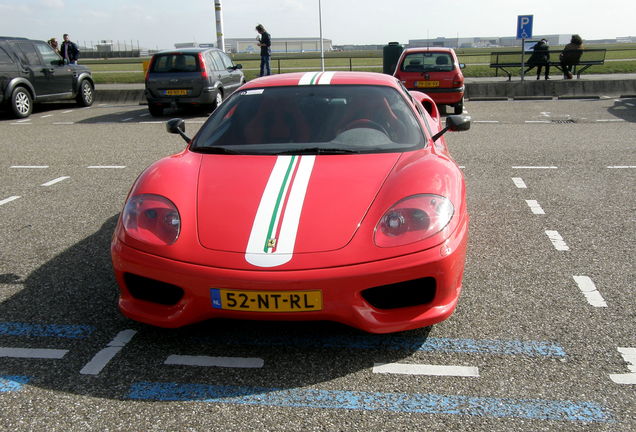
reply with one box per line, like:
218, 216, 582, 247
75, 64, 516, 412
1, 0, 635, 50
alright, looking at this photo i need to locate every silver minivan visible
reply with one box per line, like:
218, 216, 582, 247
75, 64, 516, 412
145, 47, 244, 116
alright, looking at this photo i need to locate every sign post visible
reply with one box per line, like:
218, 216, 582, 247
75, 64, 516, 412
517, 15, 533, 82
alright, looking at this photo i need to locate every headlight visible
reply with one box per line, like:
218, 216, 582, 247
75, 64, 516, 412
122, 194, 180, 246
374, 194, 453, 247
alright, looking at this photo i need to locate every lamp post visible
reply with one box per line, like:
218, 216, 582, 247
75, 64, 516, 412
214, 0, 225, 52
319, 0, 324, 71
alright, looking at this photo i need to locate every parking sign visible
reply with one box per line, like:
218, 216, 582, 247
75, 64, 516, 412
517, 15, 533, 39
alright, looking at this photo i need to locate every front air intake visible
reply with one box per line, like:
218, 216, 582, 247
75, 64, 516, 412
124, 273, 184, 306
361, 277, 436, 309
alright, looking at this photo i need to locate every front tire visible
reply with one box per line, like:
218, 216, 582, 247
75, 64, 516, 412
11, 87, 33, 119
76, 80, 94, 107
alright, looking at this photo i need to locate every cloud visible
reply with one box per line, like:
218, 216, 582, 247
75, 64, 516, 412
39, 0, 64, 8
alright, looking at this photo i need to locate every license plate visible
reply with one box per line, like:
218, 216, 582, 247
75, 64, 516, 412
210, 288, 322, 312
163, 89, 189, 96
415, 81, 440, 88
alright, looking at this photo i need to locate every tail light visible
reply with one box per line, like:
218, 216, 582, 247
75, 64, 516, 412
452, 73, 463, 88
199, 53, 208, 80
145, 58, 154, 82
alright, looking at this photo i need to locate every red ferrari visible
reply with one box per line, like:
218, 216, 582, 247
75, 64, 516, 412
111, 71, 470, 334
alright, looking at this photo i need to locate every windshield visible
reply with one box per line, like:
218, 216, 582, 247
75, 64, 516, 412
192, 85, 425, 155
401, 52, 454, 73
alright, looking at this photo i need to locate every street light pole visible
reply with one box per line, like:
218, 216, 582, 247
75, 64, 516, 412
319, 0, 324, 71
214, 0, 225, 52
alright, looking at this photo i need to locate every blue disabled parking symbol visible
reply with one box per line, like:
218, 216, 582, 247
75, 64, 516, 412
517, 15, 533, 39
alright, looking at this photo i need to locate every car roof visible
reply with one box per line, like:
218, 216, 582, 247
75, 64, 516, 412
242, 71, 401, 90
402, 47, 455, 54
153, 48, 219, 55
0, 36, 36, 41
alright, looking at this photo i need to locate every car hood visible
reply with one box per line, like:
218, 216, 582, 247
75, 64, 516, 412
197, 153, 400, 262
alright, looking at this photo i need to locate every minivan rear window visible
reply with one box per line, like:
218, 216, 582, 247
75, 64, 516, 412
401, 53, 454, 73
151, 54, 200, 73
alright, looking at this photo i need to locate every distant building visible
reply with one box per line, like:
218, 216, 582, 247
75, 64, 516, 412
225, 37, 333, 54
407, 34, 630, 48
174, 42, 215, 49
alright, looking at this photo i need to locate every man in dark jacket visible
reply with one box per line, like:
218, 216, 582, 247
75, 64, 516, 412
61, 33, 80, 64
525, 39, 550, 80
256, 24, 271, 76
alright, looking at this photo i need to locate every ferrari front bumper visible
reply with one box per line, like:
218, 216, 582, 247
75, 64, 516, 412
111, 218, 467, 334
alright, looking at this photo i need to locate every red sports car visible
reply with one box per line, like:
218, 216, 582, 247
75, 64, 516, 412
111, 71, 470, 334
393, 47, 466, 115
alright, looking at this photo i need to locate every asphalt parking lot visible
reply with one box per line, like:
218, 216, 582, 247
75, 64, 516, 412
0, 98, 634, 431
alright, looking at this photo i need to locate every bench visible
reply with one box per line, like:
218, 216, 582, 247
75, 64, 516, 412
489, 49, 607, 80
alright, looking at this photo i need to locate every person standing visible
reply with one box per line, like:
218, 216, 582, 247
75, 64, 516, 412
61, 33, 80, 64
256, 24, 271, 76
560, 34, 583, 79
525, 39, 550, 80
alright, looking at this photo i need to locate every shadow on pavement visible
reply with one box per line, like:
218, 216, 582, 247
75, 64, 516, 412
0, 215, 428, 400
608, 98, 636, 123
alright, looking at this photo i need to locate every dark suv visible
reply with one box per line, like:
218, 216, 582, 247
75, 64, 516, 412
0, 37, 94, 118
145, 47, 244, 116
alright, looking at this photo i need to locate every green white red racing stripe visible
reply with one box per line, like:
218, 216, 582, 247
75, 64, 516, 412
245, 155, 316, 267
299, 71, 336, 85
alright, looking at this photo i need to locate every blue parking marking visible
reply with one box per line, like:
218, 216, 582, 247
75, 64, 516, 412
194, 334, 566, 357
0, 322, 95, 339
0, 376, 30, 392
128, 382, 611, 423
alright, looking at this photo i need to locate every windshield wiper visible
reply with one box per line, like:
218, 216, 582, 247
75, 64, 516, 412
191, 146, 242, 155
277, 147, 360, 155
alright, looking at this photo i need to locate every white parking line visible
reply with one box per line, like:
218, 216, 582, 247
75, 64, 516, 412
41, 176, 70, 187
512, 177, 527, 188
525, 200, 545, 215
609, 348, 636, 385
62, 110, 74, 114
138, 113, 150, 117
545, 230, 569, 251
10, 165, 49, 169
596, 119, 624, 122
0, 347, 67, 359
373, 363, 479, 377
512, 166, 558, 169
607, 166, 636, 169
87, 165, 126, 169
122, 118, 134, 122
573, 276, 607, 307
80, 329, 137, 375
15, 119, 31, 123
525, 120, 551, 124
164, 355, 265, 368
474, 120, 500, 124
0, 196, 20, 206
40, 114, 53, 118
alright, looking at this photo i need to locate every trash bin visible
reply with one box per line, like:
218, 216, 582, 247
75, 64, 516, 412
383, 42, 403, 75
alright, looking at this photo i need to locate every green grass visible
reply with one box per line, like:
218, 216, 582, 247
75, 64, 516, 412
87, 44, 636, 84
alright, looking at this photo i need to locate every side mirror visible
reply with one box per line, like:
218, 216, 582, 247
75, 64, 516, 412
166, 118, 190, 143
459, 63, 466, 69
431, 115, 471, 142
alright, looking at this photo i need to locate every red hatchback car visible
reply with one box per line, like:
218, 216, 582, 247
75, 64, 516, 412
111, 71, 470, 334
393, 47, 465, 114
